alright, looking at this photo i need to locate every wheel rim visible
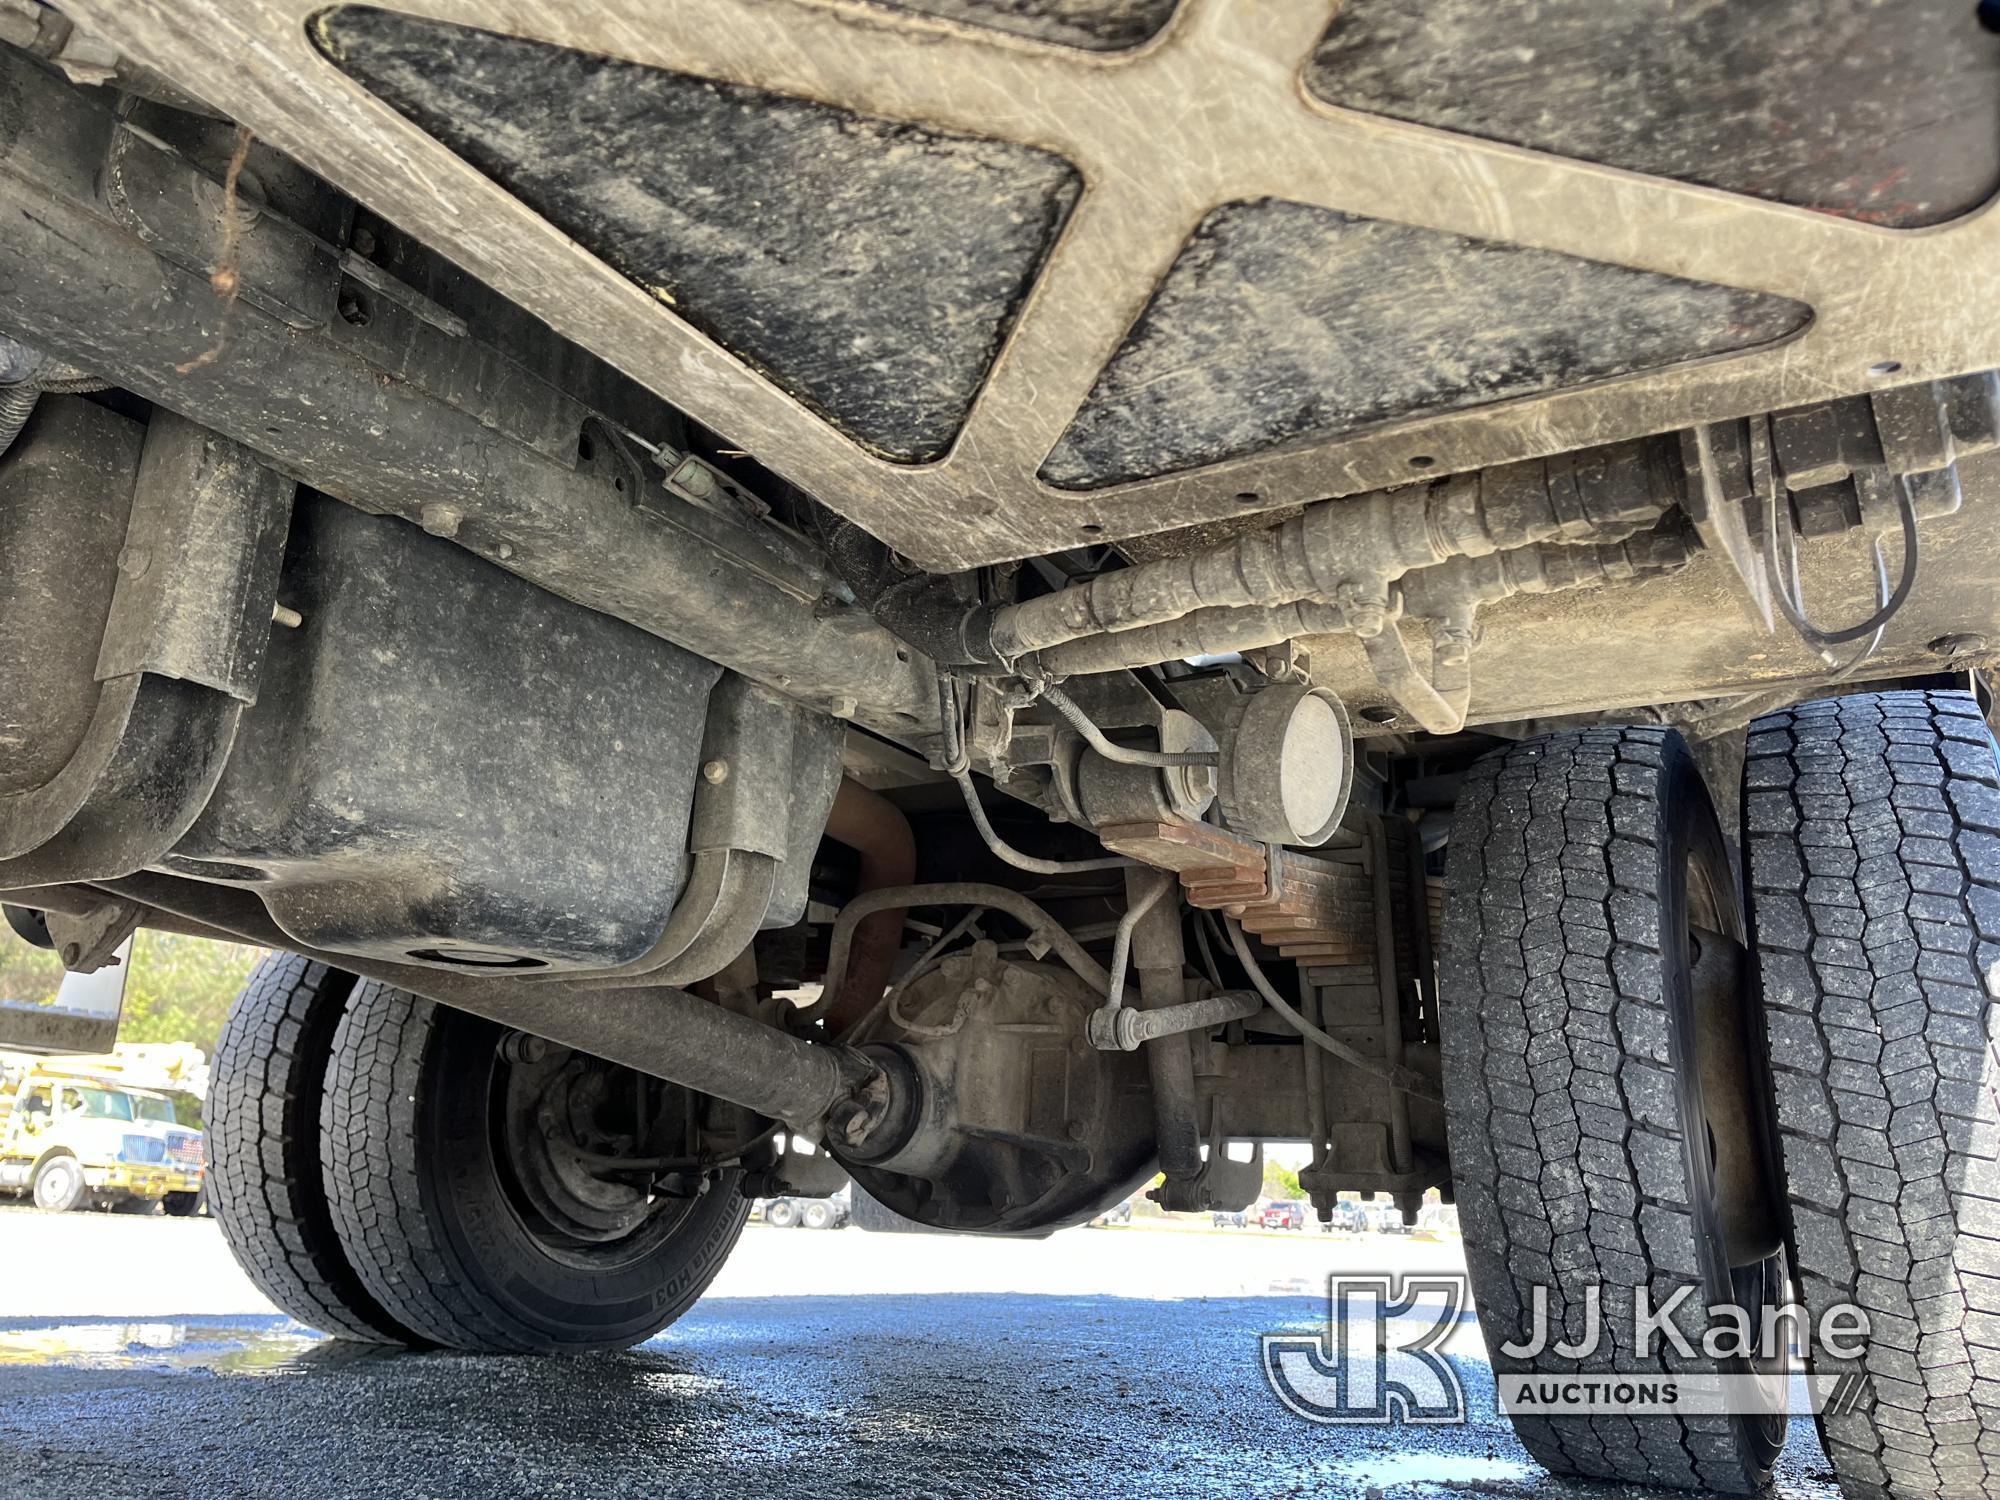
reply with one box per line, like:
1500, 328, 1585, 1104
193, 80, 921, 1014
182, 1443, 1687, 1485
35, 1160, 76, 1208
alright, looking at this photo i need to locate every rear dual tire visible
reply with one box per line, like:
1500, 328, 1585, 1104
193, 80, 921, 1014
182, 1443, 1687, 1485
322, 981, 750, 1353
1445, 695, 2000, 1500
207, 955, 412, 1343
1441, 726, 1789, 1492
208, 956, 747, 1352
1745, 690, 2000, 1500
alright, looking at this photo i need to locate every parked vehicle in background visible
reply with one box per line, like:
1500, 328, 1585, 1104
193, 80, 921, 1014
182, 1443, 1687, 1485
1367, 1200, 1414, 1236
0, 1051, 204, 1213
1209, 1208, 1247, 1229
1318, 1201, 1368, 1234
756, 1191, 850, 1230
1257, 1200, 1307, 1231
1090, 1198, 1134, 1226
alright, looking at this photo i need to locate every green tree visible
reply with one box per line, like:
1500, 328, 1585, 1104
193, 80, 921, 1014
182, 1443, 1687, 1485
1262, 1157, 1302, 1199
0, 934, 64, 1002
0, 927, 263, 1058
117, 932, 264, 1056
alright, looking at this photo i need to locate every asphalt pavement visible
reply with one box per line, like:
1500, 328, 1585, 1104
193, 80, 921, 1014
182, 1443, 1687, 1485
0, 1206, 1844, 1499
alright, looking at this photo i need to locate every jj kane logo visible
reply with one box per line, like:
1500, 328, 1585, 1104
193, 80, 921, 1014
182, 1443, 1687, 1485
1263, 1273, 1872, 1425
1262, 1275, 1468, 1425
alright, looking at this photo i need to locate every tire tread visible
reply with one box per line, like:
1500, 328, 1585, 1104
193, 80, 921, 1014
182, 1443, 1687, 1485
1442, 724, 1771, 1493
208, 953, 411, 1343
1747, 689, 2000, 1500
318, 981, 531, 1350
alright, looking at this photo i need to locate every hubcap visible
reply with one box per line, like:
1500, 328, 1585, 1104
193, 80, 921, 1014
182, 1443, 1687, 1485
37, 1162, 75, 1206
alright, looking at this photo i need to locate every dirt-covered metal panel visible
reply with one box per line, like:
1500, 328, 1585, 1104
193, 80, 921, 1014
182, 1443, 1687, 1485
868, 0, 1178, 50
168, 497, 723, 972
1308, 0, 2000, 229
1041, 198, 1810, 490
314, 6, 1080, 463
66, 0, 2000, 566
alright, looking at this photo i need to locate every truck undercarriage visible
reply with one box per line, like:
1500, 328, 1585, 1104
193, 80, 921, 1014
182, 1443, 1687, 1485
1, 1, 1997, 1494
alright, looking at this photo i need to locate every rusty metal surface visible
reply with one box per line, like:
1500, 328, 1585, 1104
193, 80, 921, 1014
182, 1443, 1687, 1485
1095, 818, 1374, 965
53, 0, 2000, 570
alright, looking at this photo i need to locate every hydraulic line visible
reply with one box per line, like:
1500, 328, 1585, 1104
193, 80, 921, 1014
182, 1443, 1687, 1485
938, 674, 1132, 876
1760, 446, 1921, 653
987, 440, 1679, 662
1038, 526, 1697, 679
1039, 684, 1216, 768
951, 768, 1133, 876
816, 882, 1120, 1019
1101, 867, 1173, 1016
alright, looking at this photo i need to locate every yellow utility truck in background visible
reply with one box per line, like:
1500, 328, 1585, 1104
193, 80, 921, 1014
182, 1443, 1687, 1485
0, 1048, 206, 1214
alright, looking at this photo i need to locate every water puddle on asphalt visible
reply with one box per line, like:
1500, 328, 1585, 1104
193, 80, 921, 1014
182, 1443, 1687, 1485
1336, 1453, 1536, 1494
0, 1320, 324, 1373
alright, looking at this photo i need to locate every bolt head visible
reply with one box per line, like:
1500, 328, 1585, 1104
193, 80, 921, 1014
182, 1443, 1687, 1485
1436, 631, 1474, 668
826, 1098, 870, 1147
702, 759, 730, 785
501, 1033, 549, 1065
